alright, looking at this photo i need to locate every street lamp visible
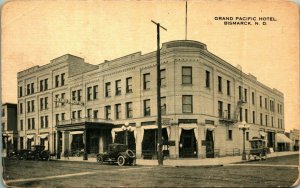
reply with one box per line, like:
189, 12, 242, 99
122, 122, 131, 145
238, 121, 250, 160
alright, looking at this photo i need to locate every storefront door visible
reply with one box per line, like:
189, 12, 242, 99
179, 129, 197, 158
206, 130, 214, 158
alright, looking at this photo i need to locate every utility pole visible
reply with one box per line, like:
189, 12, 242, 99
151, 20, 167, 166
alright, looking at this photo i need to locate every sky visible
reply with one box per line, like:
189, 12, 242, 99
1, 0, 299, 131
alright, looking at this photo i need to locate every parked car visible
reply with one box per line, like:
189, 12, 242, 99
21, 145, 50, 161
8, 149, 30, 160
96, 143, 136, 166
248, 137, 268, 160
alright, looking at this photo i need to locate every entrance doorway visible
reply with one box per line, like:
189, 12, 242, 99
179, 129, 197, 158
206, 130, 214, 158
267, 132, 275, 148
115, 131, 136, 151
142, 128, 168, 159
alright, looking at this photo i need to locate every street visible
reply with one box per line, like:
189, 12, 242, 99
2, 154, 299, 187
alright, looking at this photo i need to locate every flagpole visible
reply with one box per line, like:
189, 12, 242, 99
185, 0, 187, 40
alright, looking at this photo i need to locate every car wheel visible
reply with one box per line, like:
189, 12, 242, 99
126, 150, 135, 158
97, 156, 104, 165
117, 155, 126, 166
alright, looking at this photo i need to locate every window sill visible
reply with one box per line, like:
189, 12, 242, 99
181, 83, 193, 86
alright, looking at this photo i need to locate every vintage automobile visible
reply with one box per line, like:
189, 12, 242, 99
248, 137, 268, 160
21, 145, 51, 161
96, 143, 136, 166
8, 149, 30, 160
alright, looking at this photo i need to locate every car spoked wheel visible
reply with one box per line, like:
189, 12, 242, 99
97, 156, 104, 165
117, 155, 126, 166
126, 149, 135, 158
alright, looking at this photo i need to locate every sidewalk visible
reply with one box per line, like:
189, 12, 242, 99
55, 151, 299, 167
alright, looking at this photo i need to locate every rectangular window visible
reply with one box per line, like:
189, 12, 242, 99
72, 111, 76, 119
143, 73, 150, 90
27, 118, 31, 130
41, 116, 44, 128
265, 98, 267, 110
27, 101, 31, 112
20, 120, 23, 131
55, 94, 59, 107
45, 79, 48, 90
218, 76, 222, 92
72, 91, 77, 101
280, 105, 282, 114
144, 99, 151, 116
93, 110, 98, 118
239, 107, 243, 121
87, 109, 92, 118
182, 67, 192, 84
93, 85, 98, 99
260, 96, 262, 107
105, 106, 111, 120
270, 100, 272, 111
278, 118, 280, 128
45, 116, 49, 127
161, 97, 166, 115
55, 75, 59, 87
126, 102, 133, 118
115, 104, 121, 119
40, 80, 44, 91
31, 100, 35, 112
271, 116, 274, 127
105, 82, 111, 97
246, 132, 249, 141
40, 98, 44, 110
87, 87, 92, 101
160, 69, 166, 87
244, 89, 247, 102
20, 103, 23, 114
218, 101, 223, 118
45, 97, 48, 109
252, 111, 255, 124
226, 80, 230, 96
115, 80, 121, 95
245, 109, 248, 123
126, 77, 133, 93
78, 90, 82, 101
31, 118, 35, 129
182, 95, 193, 113
31, 83, 34, 94
239, 86, 242, 100
227, 104, 231, 119
77, 110, 82, 119
55, 114, 59, 124
61, 93, 65, 106
228, 130, 232, 140
19, 86, 23, 97
205, 70, 210, 88
1, 109, 4, 117
27, 84, 30, 95
277, 104, 280, 113
252, 92, 255, 105
61, 73, 65, 86
260, 113, 263, 125
265, 115, 268, 126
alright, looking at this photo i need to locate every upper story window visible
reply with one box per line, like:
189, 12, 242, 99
245, 109, 248, 123
20, 120, 23, 131
26, 83, 35, 95
93, 85, 98, 99
126, 77, 133, 93
55, 75, 59, 87
78, 90, 82, 101
143, 73, 150, 90
105, 82, 111, 97
40, 98, 44, 110
39, 79, 48, 92
105, 106, 111, 120
227, 104, 231, 119
115, 104, 121, 119
27, 84, 30, 95
205, 70, 210, 88
40, 80, 44, 91
77, 110, 82, 119
244, 89, 248, 102
45, 79, 48, 90
218, 101, 223, 118
161, 97, 166, 115
87, 109, 92, 118
126, 102, 133, 118
87, 87, 92, 101
226, 80, 230, 96
87, 85, 98, 100
19, 86, 23, 97
252, 111, 255, 124
182, 67, 192, 84
61, 73, 65, 86
265, 115, 268, 126
19, 103, 23, 114
260, 96, 262, 107
93, 110, 98, 118
265, 98, 268, 110
1, 109, 5, 117
144, 99, 151, 116
115, 80, 121, 95
61, 93, 65, 106
260, 113, 263, 125
160, 69, 166, 87
55, 94, 59, 108
239, 107, 243, 121
182, 95, 193, 113
218, 76, 222, 92
238, 86, 242, 100
31, 83, 34, 94
72, 91, 76, 101
55, 114, 59, 124
252, 92, 255, 105
72, 111, 76, 119
31, 100, 35, 112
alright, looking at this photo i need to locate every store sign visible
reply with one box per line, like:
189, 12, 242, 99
54, 98, 84, 106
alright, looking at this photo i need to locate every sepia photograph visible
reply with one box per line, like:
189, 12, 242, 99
1, 0, 299, 187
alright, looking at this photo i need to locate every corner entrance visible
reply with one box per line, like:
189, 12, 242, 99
179, 129, 197, 158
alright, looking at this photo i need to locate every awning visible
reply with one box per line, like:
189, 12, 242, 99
259, 131, 267, 137
70, 131, 84, 135
276, 133, 292, 143
179, 123, 198, 142
27, 135, 35, 139
38, 134, 48, 139
111, 127, 137, 142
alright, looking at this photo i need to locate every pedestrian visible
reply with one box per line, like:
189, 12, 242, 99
64, 149, 69, 160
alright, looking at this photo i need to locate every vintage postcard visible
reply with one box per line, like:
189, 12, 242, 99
1, 0, 299, 187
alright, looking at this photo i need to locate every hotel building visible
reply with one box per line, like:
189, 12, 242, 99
17, 40, 287, 159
